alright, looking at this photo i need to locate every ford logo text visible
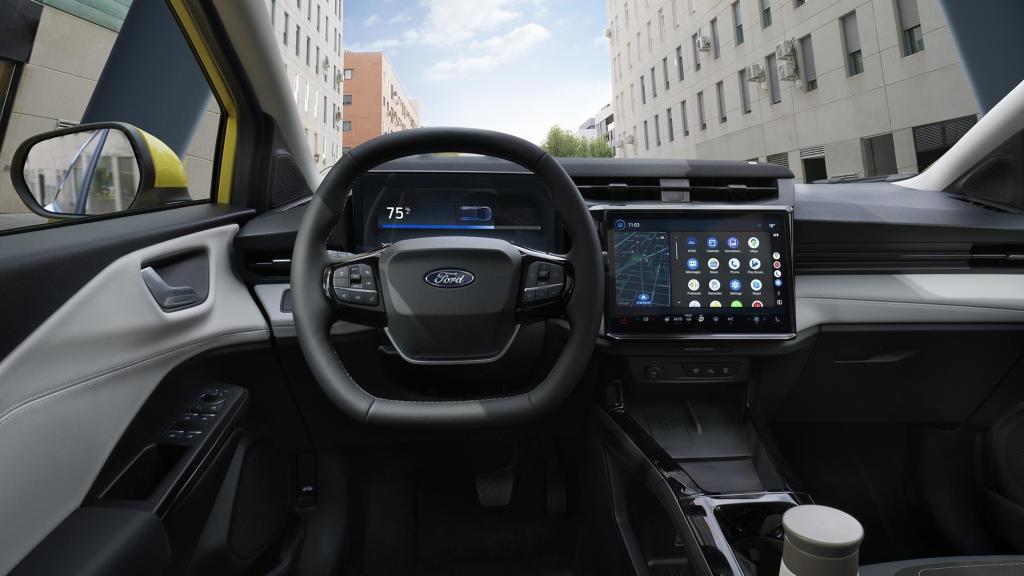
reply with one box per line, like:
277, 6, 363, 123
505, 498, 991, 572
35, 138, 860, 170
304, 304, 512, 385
424, 269, 476, 288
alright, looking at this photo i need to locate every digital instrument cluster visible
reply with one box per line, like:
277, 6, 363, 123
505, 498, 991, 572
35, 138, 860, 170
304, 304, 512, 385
604, 209, 795, 338
350, 172, 559, 252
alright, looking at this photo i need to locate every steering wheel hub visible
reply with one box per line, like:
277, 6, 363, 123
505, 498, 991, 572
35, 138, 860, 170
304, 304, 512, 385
378, 236, 521, 364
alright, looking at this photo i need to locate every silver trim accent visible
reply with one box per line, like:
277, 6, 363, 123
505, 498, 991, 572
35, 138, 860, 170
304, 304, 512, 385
383, 324, 522, 365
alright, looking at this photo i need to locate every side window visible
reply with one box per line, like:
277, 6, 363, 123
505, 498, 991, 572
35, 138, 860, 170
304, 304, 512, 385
0, 1, 224, 233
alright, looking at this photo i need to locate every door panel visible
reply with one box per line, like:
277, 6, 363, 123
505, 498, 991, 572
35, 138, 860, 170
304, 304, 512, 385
0, 223, 267, 574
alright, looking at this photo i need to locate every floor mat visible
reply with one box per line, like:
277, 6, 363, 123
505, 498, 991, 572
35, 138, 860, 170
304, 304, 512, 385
355, 439, 579, 576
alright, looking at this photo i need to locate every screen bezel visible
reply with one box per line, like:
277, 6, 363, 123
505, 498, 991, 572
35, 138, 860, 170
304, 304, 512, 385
601, 206, 796, 340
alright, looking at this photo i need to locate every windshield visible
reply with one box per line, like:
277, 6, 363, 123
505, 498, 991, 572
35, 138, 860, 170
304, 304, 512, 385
321, 0, 984, 182
0, 0, 1002, 233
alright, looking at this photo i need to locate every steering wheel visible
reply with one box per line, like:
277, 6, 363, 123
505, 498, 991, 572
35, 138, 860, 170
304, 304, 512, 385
291, 128, 604, 428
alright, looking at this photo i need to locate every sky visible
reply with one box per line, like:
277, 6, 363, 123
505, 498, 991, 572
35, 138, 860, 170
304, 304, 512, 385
343, 0, 612, 144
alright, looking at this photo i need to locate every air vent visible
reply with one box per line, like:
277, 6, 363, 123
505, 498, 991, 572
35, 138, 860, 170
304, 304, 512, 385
686, 177, 779, 202
953, 195, 1020, 215
575, 176, 778, 203
244, 251, 292, 281
970, 245, 1024, 269
574, 177, 663, 201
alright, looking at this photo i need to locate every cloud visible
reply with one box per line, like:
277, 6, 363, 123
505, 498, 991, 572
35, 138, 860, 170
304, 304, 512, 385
414, 0, 523, 45
363, 14, 379, 27
424, 23, 551, 80
387, 11, 412, 25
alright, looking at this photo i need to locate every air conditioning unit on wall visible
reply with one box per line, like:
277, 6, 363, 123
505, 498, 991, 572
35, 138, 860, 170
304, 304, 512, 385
746, 63, 765, 82
696, 35, 711, 52
778, 58, 799, 82
774, 39, 796, 62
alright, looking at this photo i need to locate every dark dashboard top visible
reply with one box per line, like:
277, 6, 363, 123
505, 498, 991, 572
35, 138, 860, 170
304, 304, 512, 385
236, 155, 1024, 277
367, 155, 794, 180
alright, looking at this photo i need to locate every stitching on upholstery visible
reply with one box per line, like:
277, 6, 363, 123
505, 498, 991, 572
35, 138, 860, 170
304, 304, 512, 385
918, 563, 1024, 575
0, 328, 267, 430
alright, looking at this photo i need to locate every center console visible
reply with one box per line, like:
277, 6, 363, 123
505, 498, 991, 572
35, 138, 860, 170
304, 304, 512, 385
588, 177, 808, 576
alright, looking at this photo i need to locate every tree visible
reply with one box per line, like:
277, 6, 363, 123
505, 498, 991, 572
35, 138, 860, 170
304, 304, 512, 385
541, 126, 615, 158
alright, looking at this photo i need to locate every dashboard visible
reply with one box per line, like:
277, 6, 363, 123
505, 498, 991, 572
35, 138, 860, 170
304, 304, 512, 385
237, 155, 1024, 344
337, 161, 798, 340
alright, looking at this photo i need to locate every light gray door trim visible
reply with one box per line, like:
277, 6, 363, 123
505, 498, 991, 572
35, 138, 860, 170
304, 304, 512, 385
0, 224, 267, 574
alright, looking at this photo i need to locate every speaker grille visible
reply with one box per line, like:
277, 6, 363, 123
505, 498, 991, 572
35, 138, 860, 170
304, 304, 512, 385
269, 153, 311, 208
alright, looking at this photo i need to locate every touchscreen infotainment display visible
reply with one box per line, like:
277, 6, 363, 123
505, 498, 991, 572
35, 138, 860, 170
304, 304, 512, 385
605, 210, 795, 338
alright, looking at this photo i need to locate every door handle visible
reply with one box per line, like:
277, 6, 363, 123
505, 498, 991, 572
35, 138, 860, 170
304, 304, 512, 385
142, 266, 201, 311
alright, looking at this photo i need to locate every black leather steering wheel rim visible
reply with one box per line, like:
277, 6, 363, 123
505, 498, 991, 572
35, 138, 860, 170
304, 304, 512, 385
291, 127, 604, 429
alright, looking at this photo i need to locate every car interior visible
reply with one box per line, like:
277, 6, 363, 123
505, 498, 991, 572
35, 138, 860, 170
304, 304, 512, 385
2, 1, 1024, 576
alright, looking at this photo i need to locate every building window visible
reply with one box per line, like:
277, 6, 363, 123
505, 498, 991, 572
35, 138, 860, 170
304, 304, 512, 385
803, 156, 826, 182
283, 12, 289, 44
738, 68, 752, 113
897, 0, 924, 55
271, 0, 276, 27
343, 68, 353, 80
659, 8, 666, 39
841, 12, 863, 76
315, 46, 320, 74
662, 57, 670, 90
761, 0, 772, 28
342, 120, 352, 132
799, 34, 817, 91
650, 66, 657, 98
863, 133, 898, 176
732, 1, 744, 45
305, 36, 311, 66
643, 120, 650, 150
710, 18, 720, 59
647, 21, 654, 53
767, 53, 782, 104
640, 74, 646, 104
630, 83, 636, 111
676, 46, 684, 80
343, 94, 352, 105
912, 115, 977, 171
655, 114, 662, 146
691, 33, 701, 71
295, 25, 301, 56
681, 99, 690, 136
716, 81, 727, 123
667, 107, 675, 141
794, 0, 805, 6
697, 91, 707, 130
316, 4, 321, 30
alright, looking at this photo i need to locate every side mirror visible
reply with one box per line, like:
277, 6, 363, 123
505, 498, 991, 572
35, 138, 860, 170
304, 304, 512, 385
10, 122, 190, 219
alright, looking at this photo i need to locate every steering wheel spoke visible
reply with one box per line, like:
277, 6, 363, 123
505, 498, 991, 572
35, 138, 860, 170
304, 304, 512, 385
324, 252, 387, 326
516, 248, 572, 321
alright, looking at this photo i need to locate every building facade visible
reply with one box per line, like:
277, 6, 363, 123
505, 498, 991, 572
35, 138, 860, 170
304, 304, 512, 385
607, 0, 979, 181
341, 52, 420, 151
594, 102, 616, 144
265, 0, 345, 169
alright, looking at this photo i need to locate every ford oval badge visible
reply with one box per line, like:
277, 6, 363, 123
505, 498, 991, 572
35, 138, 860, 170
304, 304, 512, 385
424, 269, 475, 288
